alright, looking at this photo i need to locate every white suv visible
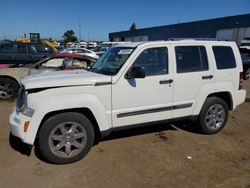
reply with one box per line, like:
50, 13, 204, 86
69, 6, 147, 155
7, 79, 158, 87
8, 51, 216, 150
10, 40, 246, 164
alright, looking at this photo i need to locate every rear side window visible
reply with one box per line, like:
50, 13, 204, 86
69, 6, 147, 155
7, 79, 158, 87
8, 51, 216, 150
34, 45, 53, 54
213, 46, 236, 69
175, 46, 208, 73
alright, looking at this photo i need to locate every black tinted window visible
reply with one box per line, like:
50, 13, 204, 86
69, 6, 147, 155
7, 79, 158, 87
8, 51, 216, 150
0, 44, 13, 53
213, 46, 236, 69
175, 46, 208, 73
34, 45, 52, 53
27, 45, 34, 53
133, 47, 168, 76
16, 44, 27, 53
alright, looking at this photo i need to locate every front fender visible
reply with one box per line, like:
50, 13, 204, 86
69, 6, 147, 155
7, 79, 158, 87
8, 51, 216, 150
24, 93, 111, 145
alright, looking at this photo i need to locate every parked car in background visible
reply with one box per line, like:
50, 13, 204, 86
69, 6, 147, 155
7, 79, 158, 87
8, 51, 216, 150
66, 42, 73, 47
0, 53, 96, 100
241, 53, 250, 80
59, 47, 99, 59
0, 64, 10, 69
240, 39, 250, 51
88, 42, 97, 49
96, 41, 131, 56
0, 42, 54, 65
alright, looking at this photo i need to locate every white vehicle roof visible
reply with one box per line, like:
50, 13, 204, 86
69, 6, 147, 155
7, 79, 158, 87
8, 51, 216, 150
116, 40, 236, 48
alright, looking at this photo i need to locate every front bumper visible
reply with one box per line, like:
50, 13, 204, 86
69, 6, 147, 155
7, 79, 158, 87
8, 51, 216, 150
9, 107, 31, 142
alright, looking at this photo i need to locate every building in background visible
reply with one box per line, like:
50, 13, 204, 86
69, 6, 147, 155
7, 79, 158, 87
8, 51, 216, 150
109, 14, 250, 45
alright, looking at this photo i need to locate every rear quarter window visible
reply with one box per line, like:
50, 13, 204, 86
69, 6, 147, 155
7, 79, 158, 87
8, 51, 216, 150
213, 46, 236, 69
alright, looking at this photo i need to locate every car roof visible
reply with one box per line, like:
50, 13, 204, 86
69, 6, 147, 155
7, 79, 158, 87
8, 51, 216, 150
117, 40, 236, 48
54, 53, 85, 57
53, 53, 96, 61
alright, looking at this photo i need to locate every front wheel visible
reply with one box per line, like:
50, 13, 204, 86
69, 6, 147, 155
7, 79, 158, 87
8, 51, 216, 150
38, 112, 94, 164
198, 97, 229, 134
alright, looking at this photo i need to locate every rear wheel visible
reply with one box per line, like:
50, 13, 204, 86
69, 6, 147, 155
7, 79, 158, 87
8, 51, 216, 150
38, 112, 94, 164
0, 78, 19, 100
198, 97, 229, 134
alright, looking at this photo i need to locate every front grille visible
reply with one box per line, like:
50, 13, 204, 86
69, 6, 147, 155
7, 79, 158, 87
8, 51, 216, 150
16, 85, 25, 113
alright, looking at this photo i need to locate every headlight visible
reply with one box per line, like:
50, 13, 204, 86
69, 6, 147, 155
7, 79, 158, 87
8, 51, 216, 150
16, 85, 34, 117
22, 106, 34, 117
16, 85, 26, 113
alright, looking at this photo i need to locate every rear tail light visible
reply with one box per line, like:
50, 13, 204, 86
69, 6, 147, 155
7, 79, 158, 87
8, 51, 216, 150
239, 72, 244, 90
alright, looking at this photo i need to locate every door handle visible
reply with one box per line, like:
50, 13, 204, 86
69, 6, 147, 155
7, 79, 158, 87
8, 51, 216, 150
202, 75, 213, 80
159, 79, 173, 84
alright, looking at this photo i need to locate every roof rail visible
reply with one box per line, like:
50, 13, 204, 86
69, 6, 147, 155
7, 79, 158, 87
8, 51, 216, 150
167, 38, 231, 41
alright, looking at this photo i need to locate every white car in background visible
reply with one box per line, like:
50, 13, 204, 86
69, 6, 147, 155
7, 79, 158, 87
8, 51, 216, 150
60, 47, 99, 59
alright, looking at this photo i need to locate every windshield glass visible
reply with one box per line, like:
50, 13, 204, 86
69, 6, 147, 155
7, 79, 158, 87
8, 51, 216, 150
90, 47, 134, 75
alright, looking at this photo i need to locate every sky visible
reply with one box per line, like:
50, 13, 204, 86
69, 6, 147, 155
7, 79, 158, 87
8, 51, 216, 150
0, 0, 249, 41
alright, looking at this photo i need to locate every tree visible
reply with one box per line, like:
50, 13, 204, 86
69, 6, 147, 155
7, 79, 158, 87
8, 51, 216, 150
129, 22, 137, 31
62, 30, 78, 45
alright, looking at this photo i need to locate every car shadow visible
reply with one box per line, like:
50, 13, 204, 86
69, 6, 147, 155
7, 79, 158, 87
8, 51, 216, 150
171, 120, 203, 134
102, 120, 203, 142
9, 120, 202, 164
245, 98, 250, 103
9, 133, 32, 156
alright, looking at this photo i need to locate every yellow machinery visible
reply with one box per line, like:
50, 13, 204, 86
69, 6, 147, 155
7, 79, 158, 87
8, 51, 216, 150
15, 37, 30, 43
15, 33, 58, 53
41, 39, 58, 52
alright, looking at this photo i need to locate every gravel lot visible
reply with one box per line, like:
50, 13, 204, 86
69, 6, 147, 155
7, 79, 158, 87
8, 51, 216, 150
0, 82, 249, 188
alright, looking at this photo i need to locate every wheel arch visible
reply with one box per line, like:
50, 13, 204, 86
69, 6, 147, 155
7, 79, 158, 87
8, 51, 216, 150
207, 92, 233, 110
0, 75, 20, 87
35, 107, 101, 144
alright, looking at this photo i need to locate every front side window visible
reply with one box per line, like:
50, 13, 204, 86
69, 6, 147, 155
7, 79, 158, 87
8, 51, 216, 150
175, 46, 208, 73
213, 46, 236, 70
132, 47, 168, 76
0, 44, 13, 53
90, 47, 134, 75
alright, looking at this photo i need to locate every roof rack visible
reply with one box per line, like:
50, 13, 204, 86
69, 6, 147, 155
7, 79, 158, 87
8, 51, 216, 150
167, 38, 232, 41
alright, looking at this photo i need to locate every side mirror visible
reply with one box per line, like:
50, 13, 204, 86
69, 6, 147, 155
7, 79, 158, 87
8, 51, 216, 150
125, 66, 145, 79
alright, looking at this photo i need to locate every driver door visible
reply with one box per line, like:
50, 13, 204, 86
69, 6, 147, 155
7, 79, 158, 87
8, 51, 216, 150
112, 46, 173, 128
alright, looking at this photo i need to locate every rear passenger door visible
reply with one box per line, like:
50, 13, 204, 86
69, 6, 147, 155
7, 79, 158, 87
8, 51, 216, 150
172, 44, 215, 118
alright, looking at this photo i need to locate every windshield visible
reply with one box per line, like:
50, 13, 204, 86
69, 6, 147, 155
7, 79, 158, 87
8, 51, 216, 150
90, 47, 134, 75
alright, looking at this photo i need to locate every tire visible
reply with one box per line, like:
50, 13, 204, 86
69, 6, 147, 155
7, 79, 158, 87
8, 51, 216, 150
198, 97, 229, 134
38, 112, 95, 164
0, 77, 19, 100
245, 67, 250, 80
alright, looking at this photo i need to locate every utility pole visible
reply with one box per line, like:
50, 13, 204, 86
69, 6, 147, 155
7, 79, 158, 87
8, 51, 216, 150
79, 18, 81, 42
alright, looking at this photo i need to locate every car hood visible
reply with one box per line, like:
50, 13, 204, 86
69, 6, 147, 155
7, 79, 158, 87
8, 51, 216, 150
21, 69, 111, 90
